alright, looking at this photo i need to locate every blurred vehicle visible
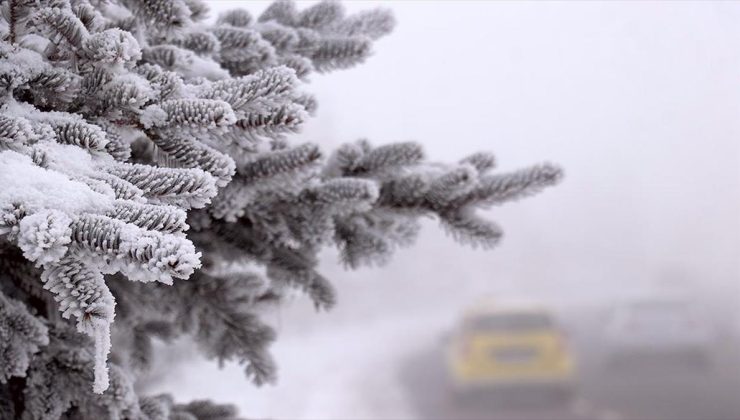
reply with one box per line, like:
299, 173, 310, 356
445, 301, 576, 405
604, 296, 714, 369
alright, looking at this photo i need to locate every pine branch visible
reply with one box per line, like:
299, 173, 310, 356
69, 214, 201, 283
147, 131, 236, 187
0, 289, 49, 384
107, 162, 218, 209
107, 200, 188, 234
8, 0, 18, 44
41, 255, 115, 394
0, 0, 563, 414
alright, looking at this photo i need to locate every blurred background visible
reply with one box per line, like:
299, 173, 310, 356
146, 1, 740, 419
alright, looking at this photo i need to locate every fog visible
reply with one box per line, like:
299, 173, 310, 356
147, 2, 740, 419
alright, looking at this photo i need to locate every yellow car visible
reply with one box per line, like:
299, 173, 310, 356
446, 302, 576, 403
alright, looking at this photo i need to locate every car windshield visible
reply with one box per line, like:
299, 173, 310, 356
467, 312, 554, 332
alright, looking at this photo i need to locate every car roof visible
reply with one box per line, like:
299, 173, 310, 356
463, 299, 551, 318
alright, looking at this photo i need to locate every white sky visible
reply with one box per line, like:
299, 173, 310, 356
282, 0, 740, 300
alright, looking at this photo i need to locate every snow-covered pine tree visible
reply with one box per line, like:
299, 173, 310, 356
0, 0, 562, 418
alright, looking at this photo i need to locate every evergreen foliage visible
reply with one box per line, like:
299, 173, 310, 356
0, 0, 562, 418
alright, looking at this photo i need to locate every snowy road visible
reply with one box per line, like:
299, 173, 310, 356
145, 247, 740, 420
148, 300, 740, 420
397, 339, 740, 420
